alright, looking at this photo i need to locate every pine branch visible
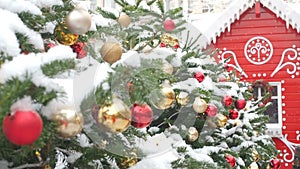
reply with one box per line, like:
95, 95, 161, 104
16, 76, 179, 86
41, 59, 75, 77
96, 7, 118, 20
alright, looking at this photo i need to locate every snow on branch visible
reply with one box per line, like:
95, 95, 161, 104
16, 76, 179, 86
0, 0, 42, 15
0, 9, 44, 56
0, 45, 76, 91
26, 0, 64, 8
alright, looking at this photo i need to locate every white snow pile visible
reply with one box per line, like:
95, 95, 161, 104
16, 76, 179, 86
27, 0, 63, 8
132, 131, 215, 169
0, 0, 42, 15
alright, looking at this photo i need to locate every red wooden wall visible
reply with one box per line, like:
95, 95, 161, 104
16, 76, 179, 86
211, 4, 300, 168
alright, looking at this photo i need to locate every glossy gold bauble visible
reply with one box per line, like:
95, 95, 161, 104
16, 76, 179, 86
176, 91, 190, 106
66, 7, 92, 35
118, 14, 131, 27
187, 127, 199, 142
54, 24, 78, 46
100, 42, 123, 64
98, 98, 131, 133
149, 84, 175, 110
51, 108, 84, 138
215, 113, 227, 127
248, 162, 259, 169
251, 149, 260, 162
192, 97, 208, 114
162, 61, 173, 74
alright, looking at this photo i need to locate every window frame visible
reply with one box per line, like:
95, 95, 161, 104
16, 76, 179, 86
255, 82, 282, 137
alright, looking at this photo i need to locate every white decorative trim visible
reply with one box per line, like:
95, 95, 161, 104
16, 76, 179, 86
218, 49, 248, 78
279, 134, 300, 163
244, 36, 273, 65
271, 45, 300, 78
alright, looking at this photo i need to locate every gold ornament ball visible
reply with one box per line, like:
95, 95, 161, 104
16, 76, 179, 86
54, 24, 78, 46
248, 162, 259, 169
192, 97, 208, 114
51, 109, 84, 138
66, 7, 92, 35
215, 113, 228, 127
176, 91, 190, 106
251, 149, 260, 162
162, 61, 173, 74
100, 42, 123, 64
149, 85, 175, 110
118, 14, 131, 27
120, 152, 138, 169
187, 127, 199, 142
98, 98, 131, 133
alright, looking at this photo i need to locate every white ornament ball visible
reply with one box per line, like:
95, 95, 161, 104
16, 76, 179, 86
66, 7, 92, 35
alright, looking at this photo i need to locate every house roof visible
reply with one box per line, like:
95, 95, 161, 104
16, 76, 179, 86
190, 0, 300, 49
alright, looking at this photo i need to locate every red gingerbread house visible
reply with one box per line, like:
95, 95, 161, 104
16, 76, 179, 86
193, 0, 300, 168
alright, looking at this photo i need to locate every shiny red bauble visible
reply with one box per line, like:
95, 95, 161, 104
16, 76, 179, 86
235, 99, 246, 110
3, 110, 43, 145
194, 71, 205, 83
131, 103, 153, 128
163, 19, 175, 31
222, 95, 233, 107
205, 104, 218, 117
225, 154, 236, 167
270, 159, 281, 169
229, 109, 239, 120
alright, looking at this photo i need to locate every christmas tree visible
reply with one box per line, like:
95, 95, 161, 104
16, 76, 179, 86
0, 0, 280, 168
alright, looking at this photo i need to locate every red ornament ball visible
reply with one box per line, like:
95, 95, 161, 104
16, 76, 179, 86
163, 19, 175, 31
160, 43, 166, 47
229, 109, 239, 120
225, 154, 236, 168
131, 103, 153, 128
258, 102, 264, 107
235, 99, 246, 110
3, 110, 43, 146
205, 104, 218, 117
270, 159, 281, 169
222, 95, 233, 107
71, 42, 87, 59
194, 71, 205, 83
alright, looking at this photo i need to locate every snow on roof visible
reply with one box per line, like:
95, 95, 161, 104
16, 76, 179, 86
190, 0, 300, 49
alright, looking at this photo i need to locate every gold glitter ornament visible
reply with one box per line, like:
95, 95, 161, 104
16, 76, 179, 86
192, 97, 208, 114
187, 127, 199, 142
120, 151, 138, 169
149, 82, 175, 110
100, 42, 123, 64
98, 98, 131, 133
176, 91, 190, 106
51, 108, 84, 138
160, 33, 179, 48
251, 149, 260, 162
54, 23, 78, 46
215, 113, 227, 127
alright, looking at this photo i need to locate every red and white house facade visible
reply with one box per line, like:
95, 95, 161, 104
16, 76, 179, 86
193, 0, 300, 168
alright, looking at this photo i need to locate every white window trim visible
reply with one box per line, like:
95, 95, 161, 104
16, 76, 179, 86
265, 82, 283, 137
